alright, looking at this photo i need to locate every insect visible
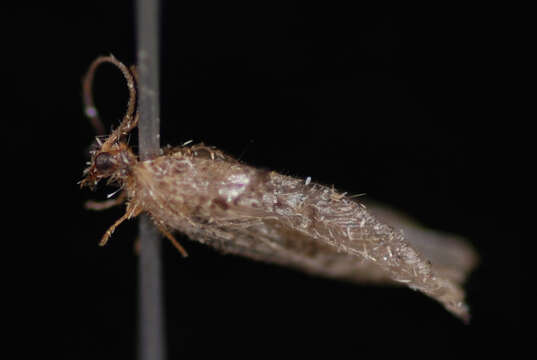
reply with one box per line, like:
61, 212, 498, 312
80, 55, 477, 322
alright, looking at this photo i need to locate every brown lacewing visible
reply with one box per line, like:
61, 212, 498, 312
80, 55, 477, 322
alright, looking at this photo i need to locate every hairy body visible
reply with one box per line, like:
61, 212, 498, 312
81, 55, 476, 322
124, 144, 472, 320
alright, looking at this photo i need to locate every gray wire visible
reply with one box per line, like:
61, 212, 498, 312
136, 0, 166, 359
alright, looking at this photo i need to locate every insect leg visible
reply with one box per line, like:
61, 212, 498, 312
154, 223, 189, 257
85, 192, 127, 211
99, 204, 142, 246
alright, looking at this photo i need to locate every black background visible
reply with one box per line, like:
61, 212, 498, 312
8, 2, 517, 358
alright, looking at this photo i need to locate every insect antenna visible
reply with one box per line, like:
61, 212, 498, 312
82, 55, 139, 142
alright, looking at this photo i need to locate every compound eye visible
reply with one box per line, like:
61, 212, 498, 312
95, 152, 115, 172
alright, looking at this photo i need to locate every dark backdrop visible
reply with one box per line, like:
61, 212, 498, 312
8, 2, 517, 358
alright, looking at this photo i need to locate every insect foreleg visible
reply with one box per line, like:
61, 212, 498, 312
85, 191, 127, 211
99, 203, 142, 246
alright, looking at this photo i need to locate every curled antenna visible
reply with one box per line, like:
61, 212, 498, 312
82, 55, 138, 139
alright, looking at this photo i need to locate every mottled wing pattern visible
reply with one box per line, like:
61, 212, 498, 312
133, 145, 476, 321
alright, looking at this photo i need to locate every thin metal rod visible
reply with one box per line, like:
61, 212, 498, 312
136, 1, 166, 360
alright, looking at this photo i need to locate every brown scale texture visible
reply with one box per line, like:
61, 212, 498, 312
124, 144, 476, 321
